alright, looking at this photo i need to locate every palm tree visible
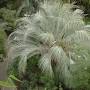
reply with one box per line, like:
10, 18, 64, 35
7, 0, 90, 89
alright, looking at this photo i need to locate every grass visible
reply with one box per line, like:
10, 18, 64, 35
84, 17, 90, 24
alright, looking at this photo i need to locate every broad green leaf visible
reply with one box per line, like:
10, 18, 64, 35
0, 80, 16, 88
9, 75, 21, 82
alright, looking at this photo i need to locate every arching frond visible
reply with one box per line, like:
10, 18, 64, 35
39, 53, 53, 76
49, 46, 72, 86
50, 46, 70, 73
65, 30, 90, 47
18, 55, 27, 74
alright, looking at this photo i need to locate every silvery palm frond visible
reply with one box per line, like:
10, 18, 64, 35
8, 0, 90, 87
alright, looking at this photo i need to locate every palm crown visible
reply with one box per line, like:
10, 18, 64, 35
8, 0, 90, 87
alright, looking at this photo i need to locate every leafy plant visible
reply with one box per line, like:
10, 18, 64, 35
0, 75, 21, 88
8, 0, 90, 89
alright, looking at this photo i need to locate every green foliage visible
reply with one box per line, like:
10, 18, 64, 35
8, 57, 20, 77
0, 29, 7, 55
84, 17, 90, 24
0, 7, 18, 38
0, 0, 8, 8
0, 79, 16, 88
9, 75, 21, 82
0, 75, 20, 88
70, 47, 90, 89
71, 64, 90, 89
8, 55, 56, 90
0, 8, 17, 27
19, 80, 30, 90
72, 0, 90, 17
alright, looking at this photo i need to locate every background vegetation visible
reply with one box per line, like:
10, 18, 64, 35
0, 0, 90, 90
